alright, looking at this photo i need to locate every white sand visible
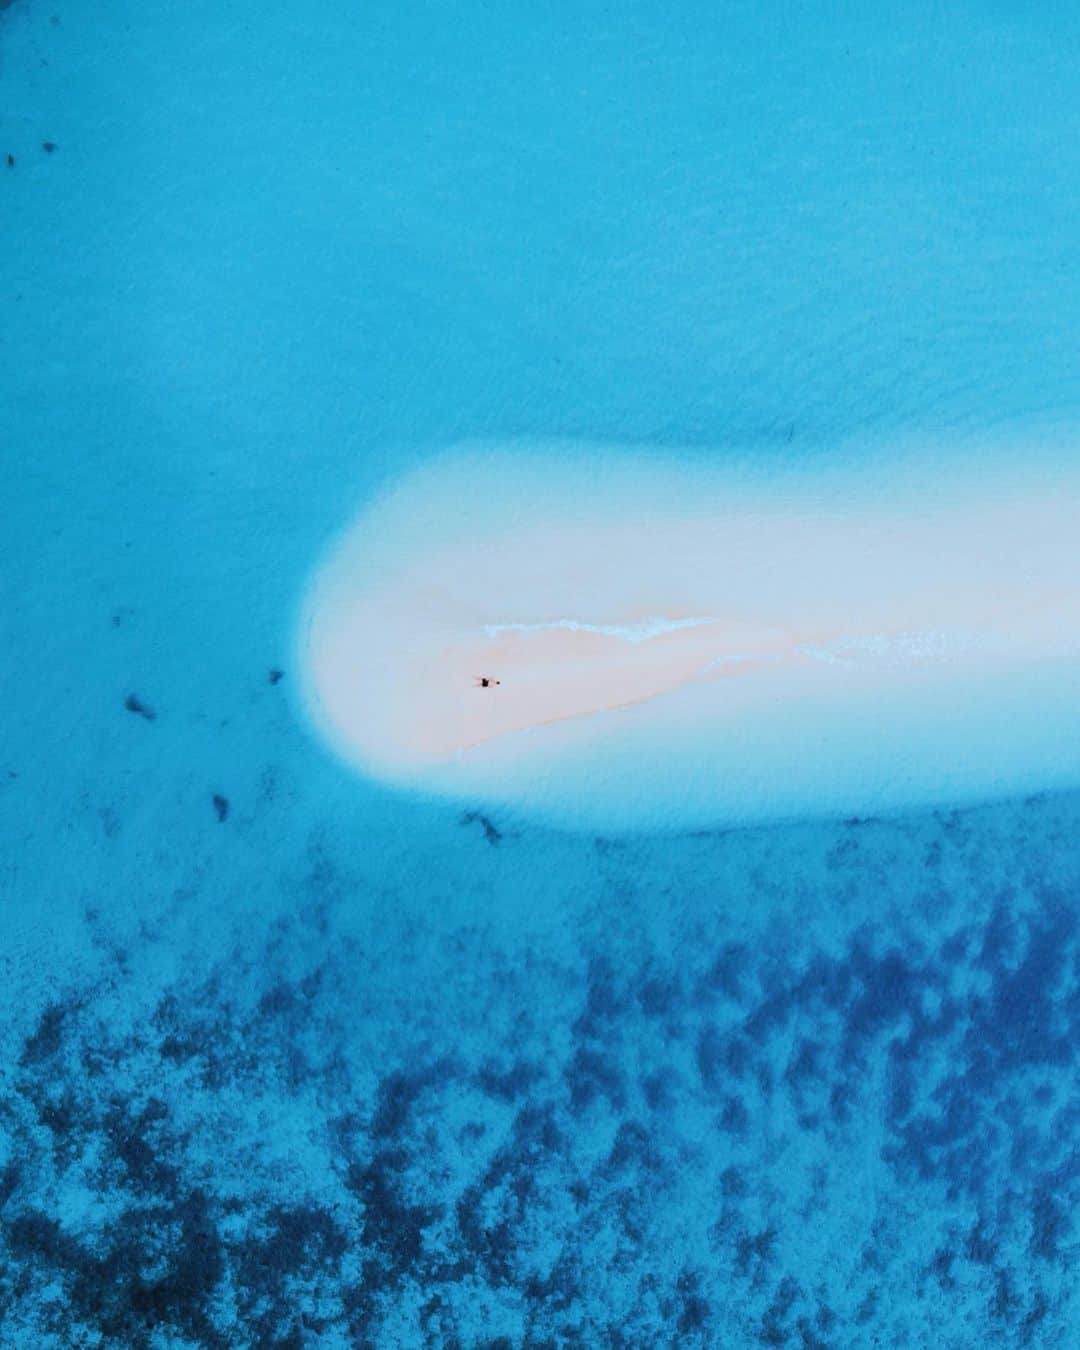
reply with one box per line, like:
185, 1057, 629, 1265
298, 444, 1080, 828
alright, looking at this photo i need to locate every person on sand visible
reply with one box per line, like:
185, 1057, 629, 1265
474, 676, 501, 688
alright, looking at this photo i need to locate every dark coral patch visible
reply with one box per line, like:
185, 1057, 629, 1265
2, 796, 1078, 1343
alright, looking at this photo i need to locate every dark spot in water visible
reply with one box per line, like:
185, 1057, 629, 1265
642, 1067, 677, 1110
454, 1180, 515, 1284
927, 1247, 955, 1289
6, 154, 13, 168
701, 942, 749, 1001
638, 973, 678, 1016
1030, 1184, 1069, 1259
258, 982, 297, 1018
234, 1201, 348, 1307
735, 1225, 777, 1281
795, 1315, 830, 1350
476, 1059, 538, 1101
785, 1037, 825, 1086
566, 1045, 625, 1112
605, 1120, 658, 1175
20, 1003, 67, 1066
268, 668, 284, 684
966, 1215, 999, 1263
676, 1269, 710, 1334
0, 1161, 19, 1211
2, 1189, 228, 1347
573, 954, 627, 1035
991, 1267, 1017, 1322
124, 693, 155, 721
370, 1062, 455, 1140
345, 1150, 439, 1284
758, 1274, 803, 1345
696, 1023, 750, 1088
719, 1095, 750, 1134
460, 810, 501, 845
42, 141, 57, 153
212, 794, 229, 823
1021, 1292, 1050, 1343
37, 1090, 79, 1142
160, 1033, 197, 1063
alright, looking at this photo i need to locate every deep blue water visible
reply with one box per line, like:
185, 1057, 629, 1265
3, 2, 1080, 1345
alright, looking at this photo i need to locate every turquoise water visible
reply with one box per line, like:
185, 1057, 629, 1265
3, 2, 1080, 1344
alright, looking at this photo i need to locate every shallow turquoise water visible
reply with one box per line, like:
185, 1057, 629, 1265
3, 2, 1080, 1344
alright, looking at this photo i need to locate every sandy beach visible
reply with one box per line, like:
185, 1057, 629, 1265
299, 446, 1080, 825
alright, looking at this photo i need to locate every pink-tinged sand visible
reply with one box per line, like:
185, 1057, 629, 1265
315, 606, 796, 761
298, 445, 1080, 826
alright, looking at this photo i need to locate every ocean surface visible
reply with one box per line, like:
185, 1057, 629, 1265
3, 2, 1080, 1345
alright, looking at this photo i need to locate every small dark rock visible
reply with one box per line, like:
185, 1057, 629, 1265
123, 694, 155, 721
212, 794, 229, 823
460, 810, 501, 845
42, 141, 57, 153
268, 668, 284, 684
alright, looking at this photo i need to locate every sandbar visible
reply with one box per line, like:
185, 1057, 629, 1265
297, 443, 1080, 828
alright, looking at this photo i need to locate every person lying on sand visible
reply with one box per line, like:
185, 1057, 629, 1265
474, 676, 501, 688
